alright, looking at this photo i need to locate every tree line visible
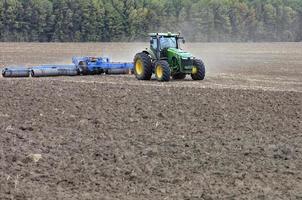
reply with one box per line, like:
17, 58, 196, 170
0, 0, 301, 42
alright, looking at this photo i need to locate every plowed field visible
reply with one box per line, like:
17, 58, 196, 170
0, 43, 301, 199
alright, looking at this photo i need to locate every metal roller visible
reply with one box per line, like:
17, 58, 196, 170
2, 67, 30, 78
105, 68, 130, 75
31, 66, 79, 77
3, 57, 134, 78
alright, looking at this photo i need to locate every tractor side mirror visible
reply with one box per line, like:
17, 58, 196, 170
150, 39, 154, 45
182, 39, 186, 44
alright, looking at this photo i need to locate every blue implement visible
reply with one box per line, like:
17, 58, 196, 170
2, 56, 134, 78
72, 56, 134, 75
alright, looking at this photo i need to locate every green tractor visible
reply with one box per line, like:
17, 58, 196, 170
133, 32, 205, 82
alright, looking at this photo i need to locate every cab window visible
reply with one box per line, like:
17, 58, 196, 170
151, 38, 157, 49
160, 37, 177, 49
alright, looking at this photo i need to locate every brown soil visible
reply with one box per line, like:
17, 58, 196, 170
0, 43, 301, 199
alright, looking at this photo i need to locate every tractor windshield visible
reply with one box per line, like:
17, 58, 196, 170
160, 37, 177, 49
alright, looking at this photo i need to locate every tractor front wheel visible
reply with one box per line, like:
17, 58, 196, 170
134, 52, 152, 80
155, 60, 170, 82
191, 59, 205, 80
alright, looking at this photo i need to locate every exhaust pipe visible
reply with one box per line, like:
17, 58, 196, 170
2, 67, 31, 78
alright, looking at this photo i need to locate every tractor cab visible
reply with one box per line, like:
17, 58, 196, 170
149, 33, 184, 59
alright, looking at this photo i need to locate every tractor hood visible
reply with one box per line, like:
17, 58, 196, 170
167, 48, 193, 59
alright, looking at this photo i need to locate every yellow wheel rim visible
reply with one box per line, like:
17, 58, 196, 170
156, 65, 163, 79
135, 59, 143, 75
192, 66, 198, 75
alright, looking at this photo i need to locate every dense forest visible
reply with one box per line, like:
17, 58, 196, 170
0, 0, 302, 42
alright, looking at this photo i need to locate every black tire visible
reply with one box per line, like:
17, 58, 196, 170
133, 52, 152, 80
172, 73, 186, 80
191, 59, 205, 80
2, 69, 6, 77
79, 61, 89, 75
155, 60, 170, 82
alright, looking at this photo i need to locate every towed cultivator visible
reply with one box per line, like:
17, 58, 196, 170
2, 56, 134, 78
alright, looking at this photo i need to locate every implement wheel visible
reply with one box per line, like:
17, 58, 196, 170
191, 59, 205, 80
79, 61, 89, 75
134, 52, 152, 80
155, 60, 170, 82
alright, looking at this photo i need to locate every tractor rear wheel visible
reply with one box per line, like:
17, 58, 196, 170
134, 52, 152, 80
172, 73, 186, 80
155, 60, 170, 82
191, 59, 205, 80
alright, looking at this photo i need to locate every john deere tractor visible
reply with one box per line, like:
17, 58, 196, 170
134, 32, 205, 82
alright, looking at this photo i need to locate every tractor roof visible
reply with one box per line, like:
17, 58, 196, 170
148, 32, 180, 37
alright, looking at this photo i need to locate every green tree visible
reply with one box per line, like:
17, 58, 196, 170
2, 0, 22, 41
81, 0, 104, 42
102, 1, 124, 41
263, 3, 277, 41
0, 0, 301, 42
0, 1, 3, 40
109, 0, 134, 40
51, 0, 68, 41
20, 0, 52, 41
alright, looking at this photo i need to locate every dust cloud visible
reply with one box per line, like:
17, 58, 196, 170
1, 43, 301, 82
